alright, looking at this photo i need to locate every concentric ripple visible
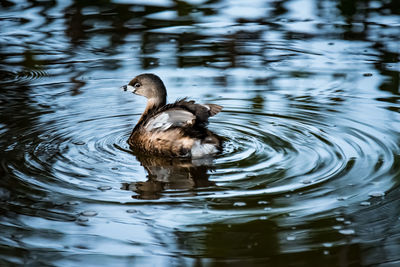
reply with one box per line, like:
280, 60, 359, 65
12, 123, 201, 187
3, 93, 397, 212
1, 0, 400, 264
206, 100, 398, 208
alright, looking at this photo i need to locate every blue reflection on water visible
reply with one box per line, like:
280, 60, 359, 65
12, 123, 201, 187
0, 0, 399, 265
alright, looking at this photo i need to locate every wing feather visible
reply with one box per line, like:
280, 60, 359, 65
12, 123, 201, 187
144, 109, 196, 131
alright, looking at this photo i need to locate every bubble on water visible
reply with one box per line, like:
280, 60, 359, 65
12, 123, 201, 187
80, 210, 98, 217
72, 141, 85, 145
257, 200, 269, 205
323, 242, 333, 248
286, 235, 296, 241
302, 179, 312, 184
98, 186, 112, 191
126, 209, 137, 214
259, 216, 268, 220
66, 201, 80, 205
336, 217, 345, 222
360, 201, 371, 206
363, 73, 373, 77
369, 192, 385, 198
323, 250, 330, 255
233, 202, 246, 207
77, 217, 89, 222
339, 229, 355, 235
76, 216, 90, 226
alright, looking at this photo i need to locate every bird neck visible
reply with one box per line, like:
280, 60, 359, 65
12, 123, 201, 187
137, 97, 166, 126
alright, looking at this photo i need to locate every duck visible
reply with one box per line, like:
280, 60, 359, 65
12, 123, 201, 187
121, 73, 223, 158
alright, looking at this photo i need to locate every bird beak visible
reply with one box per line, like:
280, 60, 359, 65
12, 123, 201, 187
121, 84, 136, 93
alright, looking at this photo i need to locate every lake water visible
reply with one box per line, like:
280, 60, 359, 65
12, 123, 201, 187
0, 0, 399, 266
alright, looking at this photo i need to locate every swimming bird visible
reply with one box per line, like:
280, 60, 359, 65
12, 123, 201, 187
122, 73, 223, 158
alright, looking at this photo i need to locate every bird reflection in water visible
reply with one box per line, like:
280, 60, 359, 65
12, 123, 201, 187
121, 153, 216, 200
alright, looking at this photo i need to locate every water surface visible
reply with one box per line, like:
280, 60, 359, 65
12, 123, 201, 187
1, 0, 400, 266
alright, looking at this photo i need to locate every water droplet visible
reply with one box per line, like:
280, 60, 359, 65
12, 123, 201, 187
77, 217, 89, 222
337, 197, 348, 201
81, 210, 98, 217
363, 73, 373, 77
72, 141, 85, 145
233, 202, 246, 207
302, 179, 312, 184
66, 201, 80, 205
336, 217, 345, 222
264, 207, 272, 211
339, 229, 355, 235
360, 201, 371, 206
369, 192, 385, 198
257, 200, 269, 205
286, 235, 296, 241
323, 242, 333, 248
126, 209, 137, 214
332, 225, 342, 230
259, 216, 268, 220
323, 250, 330, 255
344, 221, 352, 225
98, 186, 112, 191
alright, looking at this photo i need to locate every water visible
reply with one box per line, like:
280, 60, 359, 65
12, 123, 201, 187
1, 0, 399, 265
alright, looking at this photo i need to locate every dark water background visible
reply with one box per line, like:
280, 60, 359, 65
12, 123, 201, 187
1, 0, 399, 266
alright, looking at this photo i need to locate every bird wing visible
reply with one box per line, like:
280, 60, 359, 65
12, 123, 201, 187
176, 100, 223, 123
144, 109, 196, 131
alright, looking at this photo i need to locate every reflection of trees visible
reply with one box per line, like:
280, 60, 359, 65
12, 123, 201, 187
0, 0, 77, 239
352, 188, 400, 266
335, 0, 399, 94
1, 0, 398, 94
0, 0, 399, 264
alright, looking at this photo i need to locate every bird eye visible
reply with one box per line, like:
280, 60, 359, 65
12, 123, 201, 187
134, 83, 141, 88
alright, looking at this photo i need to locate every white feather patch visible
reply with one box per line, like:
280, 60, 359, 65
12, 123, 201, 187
144, 109, 195, 131
200, 104, 210, 110
145, 113, 172, 131
191, 140, 218, 158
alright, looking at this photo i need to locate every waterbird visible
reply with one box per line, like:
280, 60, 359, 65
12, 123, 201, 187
121, 73, 223, 158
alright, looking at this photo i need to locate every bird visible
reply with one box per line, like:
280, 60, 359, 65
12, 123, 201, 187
121, 73, 223, 158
